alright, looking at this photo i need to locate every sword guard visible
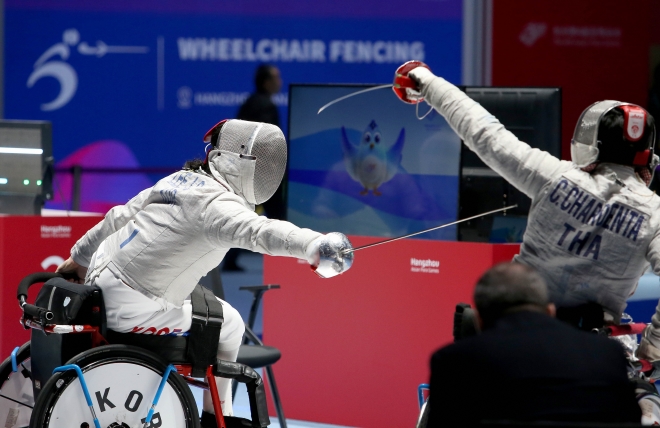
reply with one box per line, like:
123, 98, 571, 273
393, 60, 430, 104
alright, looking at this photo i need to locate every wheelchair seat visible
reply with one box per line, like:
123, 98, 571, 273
237, 343, 281, 368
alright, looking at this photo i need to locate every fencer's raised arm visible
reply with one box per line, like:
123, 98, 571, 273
408, 67, 573, 199
70, 186, 153, 267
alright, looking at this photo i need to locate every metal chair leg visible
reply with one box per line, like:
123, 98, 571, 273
264, 365, 286, 428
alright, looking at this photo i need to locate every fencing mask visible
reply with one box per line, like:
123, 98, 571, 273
571, 100, 658, 185
203, 119, 287, 205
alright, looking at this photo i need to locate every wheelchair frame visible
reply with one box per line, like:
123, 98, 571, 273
10, 272, 270, 428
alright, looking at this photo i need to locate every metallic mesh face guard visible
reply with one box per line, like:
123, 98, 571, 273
214, 120, 287, 205
571, 100, 623, 167
571, 100, 657, 170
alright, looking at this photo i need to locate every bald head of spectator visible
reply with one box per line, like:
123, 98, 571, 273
474, 262, 556, 330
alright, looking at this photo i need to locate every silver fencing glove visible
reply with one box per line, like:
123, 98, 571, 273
305, 232, 354, 278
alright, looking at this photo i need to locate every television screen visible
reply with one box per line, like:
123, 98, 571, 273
458, 87, 562, 242
287, 84, 461, 240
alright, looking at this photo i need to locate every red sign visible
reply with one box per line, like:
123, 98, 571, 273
491, 0, 650, 159
263, 236, 519, 427
0, 214, 102, 357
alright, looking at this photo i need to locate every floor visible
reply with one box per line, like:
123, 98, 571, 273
195, 251, 352, 428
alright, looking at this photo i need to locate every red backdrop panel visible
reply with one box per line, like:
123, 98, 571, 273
0, 215, 102, 357
263, 236, 519, 427
491, 0, 650, 159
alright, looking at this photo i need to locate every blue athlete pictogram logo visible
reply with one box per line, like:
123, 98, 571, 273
27, 29, 149, 111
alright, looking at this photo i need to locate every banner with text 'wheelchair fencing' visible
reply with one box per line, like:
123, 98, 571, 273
5, 1, 462, 181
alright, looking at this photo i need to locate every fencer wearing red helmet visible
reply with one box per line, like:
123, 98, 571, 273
402, 64, 660, 360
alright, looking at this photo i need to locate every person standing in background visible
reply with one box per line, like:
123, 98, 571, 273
224, 64, 284, 271
237, 64, 285, 220
237, 64, 282, 129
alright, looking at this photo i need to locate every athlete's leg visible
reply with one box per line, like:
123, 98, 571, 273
94, 269, 246, 415
203, 301, 245, 416
93, 268, 169, 332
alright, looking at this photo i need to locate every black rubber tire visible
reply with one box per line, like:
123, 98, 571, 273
0, 341, 33, 425
30, 344, 200, 428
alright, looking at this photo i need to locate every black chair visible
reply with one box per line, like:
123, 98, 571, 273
235, 285, 286, 428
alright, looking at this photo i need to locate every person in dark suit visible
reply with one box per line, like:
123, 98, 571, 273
428, 262, 641, 427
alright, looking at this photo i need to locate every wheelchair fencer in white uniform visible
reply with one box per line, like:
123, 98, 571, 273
395, 62, 660, 424
7, 271, 265, 428
402, 65, 660, 333
0, 119, 354, 428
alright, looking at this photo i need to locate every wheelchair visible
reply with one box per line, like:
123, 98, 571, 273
0, 272, 270, 428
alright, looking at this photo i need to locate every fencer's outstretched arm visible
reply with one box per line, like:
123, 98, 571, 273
408, 67, 574, 198
206, 194, 352, 278
70, 186, 154, 267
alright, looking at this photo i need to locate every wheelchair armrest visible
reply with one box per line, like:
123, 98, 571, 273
214, 360, 270, 427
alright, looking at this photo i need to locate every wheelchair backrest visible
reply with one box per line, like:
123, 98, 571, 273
31, 277, 106, 399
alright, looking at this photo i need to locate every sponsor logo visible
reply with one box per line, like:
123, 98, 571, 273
410, 257, 440, 274
519, 22, 548, 47
179, 89, 287, 109
177, 37, 425, 64
627, 111, 645, 140
520, 23, 622, 48
553, 25, 621, 48
41, 255, 65, 269
130, 326, 188, 336
28, 28, 149, 111
40, 225, 72, 239
177, 86, 193, 109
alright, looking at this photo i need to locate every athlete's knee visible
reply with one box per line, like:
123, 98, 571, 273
218, 300, 245, 349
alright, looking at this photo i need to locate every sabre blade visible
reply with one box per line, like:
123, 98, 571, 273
317, 84, 394, 114
342, 204, 518, 254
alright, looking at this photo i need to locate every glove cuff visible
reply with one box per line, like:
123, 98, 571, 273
408, 67, 435, 92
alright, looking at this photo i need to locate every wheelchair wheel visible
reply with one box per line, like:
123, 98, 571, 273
0, 341, 33, 428
416, 398, 430, 428
30, 344, 200, 428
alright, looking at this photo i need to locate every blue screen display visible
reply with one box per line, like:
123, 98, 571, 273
288, 85, 461, 240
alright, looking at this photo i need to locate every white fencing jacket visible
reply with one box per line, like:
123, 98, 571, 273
411, 67, 660, 326
70, 168, 321, 309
